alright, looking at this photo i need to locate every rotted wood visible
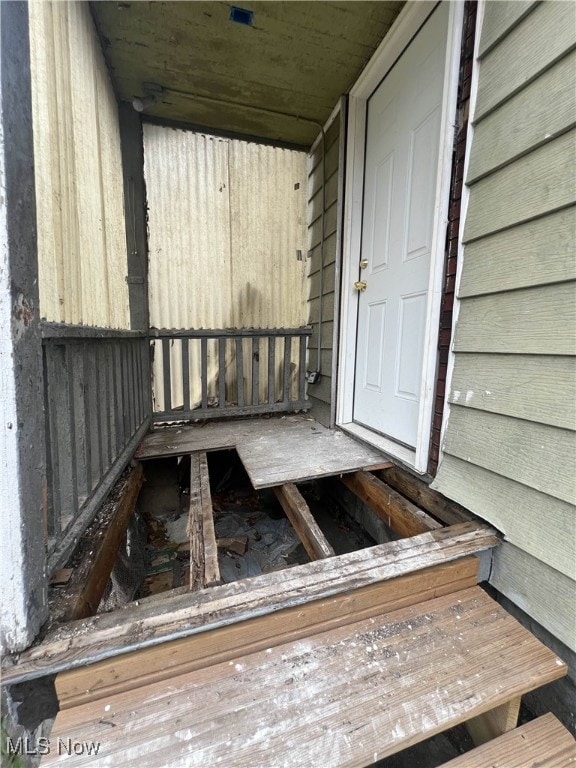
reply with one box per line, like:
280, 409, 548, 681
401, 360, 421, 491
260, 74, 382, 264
56, 556, 479, 710
273, 483, 335, 560
380, 465, 474, 526
4, 522, 500, 686
51, 463, 144, 622
341, 470, 442, 538
188, 451, 220, 590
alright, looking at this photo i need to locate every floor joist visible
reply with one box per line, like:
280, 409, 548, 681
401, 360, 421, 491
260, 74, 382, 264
188, 452, 220, 589
340, 470, 443, 537
273, 483, 335, 560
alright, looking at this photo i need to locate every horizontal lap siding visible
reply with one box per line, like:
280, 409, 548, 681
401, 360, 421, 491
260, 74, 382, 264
306, 113, 341, 426
433, 1, 576, 650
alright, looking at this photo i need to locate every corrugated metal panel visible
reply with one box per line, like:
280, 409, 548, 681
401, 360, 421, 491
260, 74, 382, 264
28, 1, 130, 329
144, 125, 308, 411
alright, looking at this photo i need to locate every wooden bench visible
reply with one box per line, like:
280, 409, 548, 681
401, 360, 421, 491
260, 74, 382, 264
40, 585, 567, 766
441, 713, 576, 767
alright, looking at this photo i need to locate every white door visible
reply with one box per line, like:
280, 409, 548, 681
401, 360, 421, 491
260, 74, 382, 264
353, 3, 449, 448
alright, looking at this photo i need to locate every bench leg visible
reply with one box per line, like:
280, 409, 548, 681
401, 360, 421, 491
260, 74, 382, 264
465, 696, 521, 746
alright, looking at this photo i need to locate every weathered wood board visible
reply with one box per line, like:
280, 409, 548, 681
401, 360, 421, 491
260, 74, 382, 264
136, 415, 391, 488
441, 713, 576, 768
2, 523, 499, 685
41, 587, 567, 767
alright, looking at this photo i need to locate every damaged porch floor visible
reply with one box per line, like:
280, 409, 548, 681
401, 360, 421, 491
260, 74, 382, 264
136, 415, 392, 487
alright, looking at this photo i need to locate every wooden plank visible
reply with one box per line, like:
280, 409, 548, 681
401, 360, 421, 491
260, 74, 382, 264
181, 337, 190, 412
464, 130, 576, 242
56, 557, 479, 710
188, 452, 220, 590
459, 208, 576, 298
490, 542, 576, 652
200, 337, 208, 409
475, 1, 576, 120
55, 463, 144, 621
43, 587, 567, 768
448, 353, 576, 430
478, 0, 538, 58
442, 713, 576, 768
251, 336, 259, 406
379, 465, 473, 527
3, 522, 500, 685
454, 283, 576, 356
432, 454, 576, 579
218, 336, 226, 409
340, 471, 443, 538
273, 483, 335, 561
161, 337, 171, 412
469, 52, 576, 183
442, 406, 575, 506
466, 697, 521, 746
298, 335, 307, 402
153, 400, 311, 423
149, 327, 312, 339
267, 336, 275, 404
283, 335, 292, 402
235, 337, 244, 406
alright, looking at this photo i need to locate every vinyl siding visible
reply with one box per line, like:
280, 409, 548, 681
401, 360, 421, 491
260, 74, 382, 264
433, 0, 576, 651
306, 112, 342, 426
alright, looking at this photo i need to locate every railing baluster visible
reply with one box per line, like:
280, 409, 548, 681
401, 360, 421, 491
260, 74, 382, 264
66, 344, 79, 519
236, 337, 244, 406
268, 336, 276, 404
218, 336, 226, 409
252, 336, 260, 406
162, 337, 172, 413
181, 337, 190, 412
201, 337, 208, 409
299, 334, 307, 403
283, 335, 292, 403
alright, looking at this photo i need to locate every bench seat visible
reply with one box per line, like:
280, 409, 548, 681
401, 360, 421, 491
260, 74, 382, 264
42, 585, 566, 767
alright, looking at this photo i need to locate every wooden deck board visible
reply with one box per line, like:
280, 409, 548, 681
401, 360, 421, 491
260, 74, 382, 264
440, 713, 576, 767
42, 587, 567, 767
3, 523, 499, 686
135, 415, 392, 488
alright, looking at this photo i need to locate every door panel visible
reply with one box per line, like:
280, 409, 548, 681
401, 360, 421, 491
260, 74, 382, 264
353, 3, 449, 447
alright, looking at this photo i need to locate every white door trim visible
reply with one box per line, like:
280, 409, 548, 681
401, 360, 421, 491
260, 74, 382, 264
337, 0, 464, 473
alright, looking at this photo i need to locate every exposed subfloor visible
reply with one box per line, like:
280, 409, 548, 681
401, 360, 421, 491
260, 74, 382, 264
136, 414, 392, 487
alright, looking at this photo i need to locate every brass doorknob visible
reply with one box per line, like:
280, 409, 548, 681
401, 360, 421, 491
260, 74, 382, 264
359, 259, 368, 269
353, 280, 367, 292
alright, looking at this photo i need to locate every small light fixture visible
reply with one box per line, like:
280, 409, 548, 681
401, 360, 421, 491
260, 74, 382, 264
230, 6, 254, 26
132, 82, 164, 112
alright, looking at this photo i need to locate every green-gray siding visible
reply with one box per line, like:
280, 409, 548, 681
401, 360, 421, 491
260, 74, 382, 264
306, 111, 342, 427
433, 1, 576, 651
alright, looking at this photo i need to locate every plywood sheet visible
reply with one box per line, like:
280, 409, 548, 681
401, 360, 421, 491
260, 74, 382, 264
136, 415, 391, 488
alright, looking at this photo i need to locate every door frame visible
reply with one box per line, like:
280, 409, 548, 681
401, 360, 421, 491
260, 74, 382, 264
336, 0, 464, 473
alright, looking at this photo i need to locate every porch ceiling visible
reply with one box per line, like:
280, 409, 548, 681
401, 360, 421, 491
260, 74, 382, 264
90, 1, 404, 148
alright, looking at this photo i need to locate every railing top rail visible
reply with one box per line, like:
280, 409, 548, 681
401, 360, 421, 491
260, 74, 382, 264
149, 327, 312, 339
41, 322, 147, 340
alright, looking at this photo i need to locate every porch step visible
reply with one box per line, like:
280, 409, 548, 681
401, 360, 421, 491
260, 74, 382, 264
41, 586, 567, 767
440, 713, 576, 768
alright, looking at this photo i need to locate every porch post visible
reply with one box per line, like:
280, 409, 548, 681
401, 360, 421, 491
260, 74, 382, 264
0, 1, 48, 651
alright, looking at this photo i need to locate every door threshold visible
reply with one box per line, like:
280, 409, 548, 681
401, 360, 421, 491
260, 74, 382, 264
340, 421, 418, 471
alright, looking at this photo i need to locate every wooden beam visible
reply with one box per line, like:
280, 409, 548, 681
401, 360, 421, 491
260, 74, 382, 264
273, 483, 335, 560
340, 471, 443, 538
188, 452, 220, 589
52, 463, 144, 622
55, 557, 479, 709
466, 696, 522, 746
3, 522, 500, 686
380, 465, 474, 526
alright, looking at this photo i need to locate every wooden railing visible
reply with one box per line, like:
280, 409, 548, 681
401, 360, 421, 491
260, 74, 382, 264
42, 323, 151, 573
150, 328, 312, 423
